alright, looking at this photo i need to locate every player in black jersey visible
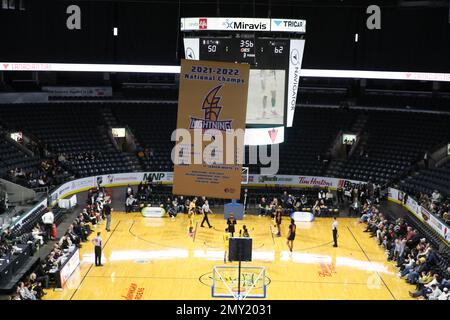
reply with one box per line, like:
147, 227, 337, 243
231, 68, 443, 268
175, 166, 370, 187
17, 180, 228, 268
287, 218, 296, 252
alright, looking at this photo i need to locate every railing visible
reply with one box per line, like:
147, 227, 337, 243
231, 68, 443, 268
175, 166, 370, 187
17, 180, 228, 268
388, 188, 450, 245
2, 169, 449, 248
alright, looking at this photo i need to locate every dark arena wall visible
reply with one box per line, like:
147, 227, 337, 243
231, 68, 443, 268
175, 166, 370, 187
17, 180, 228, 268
0, 0, 449, 72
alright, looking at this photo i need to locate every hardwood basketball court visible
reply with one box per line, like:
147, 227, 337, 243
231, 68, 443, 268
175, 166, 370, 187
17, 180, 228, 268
44, 213, 413, 300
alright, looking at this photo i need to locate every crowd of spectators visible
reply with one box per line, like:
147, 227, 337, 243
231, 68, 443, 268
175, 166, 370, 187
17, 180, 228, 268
8, 187, 112, 300
418, 190, 450, 225
363, 209, 450, 300
8, 157, 68, 190
124, 180, 166, 212
59, 151, 103, 163
1, 226, 42, 263
253, 182, 382, 218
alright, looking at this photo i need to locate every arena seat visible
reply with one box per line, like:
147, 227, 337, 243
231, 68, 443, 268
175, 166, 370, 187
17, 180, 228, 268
0, 103, 136, 178
331, 110, 450, 185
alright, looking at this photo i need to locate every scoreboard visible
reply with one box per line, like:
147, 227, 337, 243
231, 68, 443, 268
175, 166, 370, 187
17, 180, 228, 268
199, 35, 290, 69
181, 17, 306, 145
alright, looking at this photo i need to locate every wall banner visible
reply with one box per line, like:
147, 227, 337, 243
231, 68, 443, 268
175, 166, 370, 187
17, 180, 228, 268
173, 59, 250, 199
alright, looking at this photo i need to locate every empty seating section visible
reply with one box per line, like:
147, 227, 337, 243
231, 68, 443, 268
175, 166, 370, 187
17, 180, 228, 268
359, 90, 433, 109
65, 152, 137, 176
0, 137, 40, 178
0, 102, 449, 195
0, 103, 134, 177
274, 108, 357, 175
0, 103, 112, 153
297, 88, 347, 106
333, 111, 450, 185
400, 161, 450, 197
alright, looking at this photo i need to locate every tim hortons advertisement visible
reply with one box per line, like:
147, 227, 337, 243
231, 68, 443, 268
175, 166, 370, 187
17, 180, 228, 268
172, 59, 250, 199
247, 175, 363, 189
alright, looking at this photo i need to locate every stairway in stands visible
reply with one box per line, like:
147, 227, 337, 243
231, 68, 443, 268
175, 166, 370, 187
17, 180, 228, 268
99, 106, 143, 172
324, 113, 369, 179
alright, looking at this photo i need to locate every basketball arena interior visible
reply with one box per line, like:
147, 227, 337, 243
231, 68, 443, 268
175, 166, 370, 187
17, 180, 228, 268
0, 0, 450, 305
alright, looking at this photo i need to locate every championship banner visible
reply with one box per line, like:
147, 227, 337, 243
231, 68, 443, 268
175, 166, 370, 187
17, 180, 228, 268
173, 59, 250, 199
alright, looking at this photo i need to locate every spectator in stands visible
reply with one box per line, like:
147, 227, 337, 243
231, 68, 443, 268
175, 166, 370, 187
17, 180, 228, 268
41, 210, 55, 240
1, 227, 14, 243
125, 184, 133, 200
17, 281, 36, 300
336, 187, 344, 205
318, 189, 326, 202
28, 273, 45, 299
33, 263, 50, 288
399, 254, 416, 278
32, 224, 45, 246
167, 198, 178, 219
66, 225, 81, 247
406, 229, 421, 249
349, 198, 361, 217
10, 290, 21, 300
281, 191, 290, 208
443, 211, 450, 224
14, 167, 26, 178
82, 209, 97, 225
259, 197, 268, 216
59, 235, 72, 250
176, 196, 185, 214
431, 190, 442, 204
313, 200, 321, 216
38, 175, 48, 186
125, 194, 136, 213
325, 188, 334, 206
300, 194, 308, 207
87, 190, 94, 206
438, 287, 449, 300
73, 221, 88, 242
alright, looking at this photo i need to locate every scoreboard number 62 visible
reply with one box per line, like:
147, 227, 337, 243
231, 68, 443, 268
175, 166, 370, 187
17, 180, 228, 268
274, 46, 284, 54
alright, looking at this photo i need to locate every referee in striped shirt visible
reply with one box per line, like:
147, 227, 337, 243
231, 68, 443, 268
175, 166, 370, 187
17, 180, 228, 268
92, 232, 103, 266
332, 217, 338, 247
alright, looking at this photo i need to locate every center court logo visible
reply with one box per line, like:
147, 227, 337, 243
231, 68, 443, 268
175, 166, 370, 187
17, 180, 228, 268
189, 85, 233, 131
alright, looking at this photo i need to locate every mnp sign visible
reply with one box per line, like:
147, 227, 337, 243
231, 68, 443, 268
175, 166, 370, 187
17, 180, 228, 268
172, 59, 250, 199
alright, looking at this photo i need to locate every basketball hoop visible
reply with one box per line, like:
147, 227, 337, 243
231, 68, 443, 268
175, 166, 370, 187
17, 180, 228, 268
212, 265, 266, 300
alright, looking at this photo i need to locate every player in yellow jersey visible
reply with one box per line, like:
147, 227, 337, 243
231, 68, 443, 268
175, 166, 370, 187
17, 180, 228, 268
188, 197, 197, 216
223, 228, 231, 263
187, 197, 197, 237
187, 211, 195, 237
